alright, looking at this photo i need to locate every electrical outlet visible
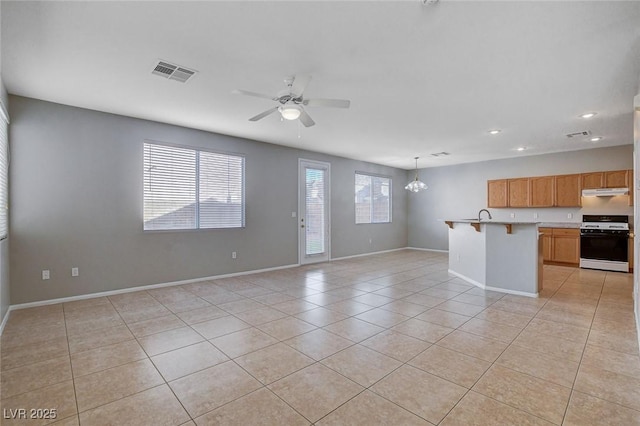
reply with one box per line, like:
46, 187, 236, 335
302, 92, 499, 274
71, 267, 79, 277
42, 270, 50, 280
232, 251, 237, 259
567, 213, 573, 219
510, 213, 516, 219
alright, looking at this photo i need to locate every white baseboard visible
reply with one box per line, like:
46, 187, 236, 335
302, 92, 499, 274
447, 269, 538, 298
0, 307, 10, 335
8, 263, 299, 313
406, 247, 449, 254
331, 247, 407, 261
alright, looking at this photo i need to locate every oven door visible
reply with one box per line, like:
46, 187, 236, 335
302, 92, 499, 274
580, 232, 628, 262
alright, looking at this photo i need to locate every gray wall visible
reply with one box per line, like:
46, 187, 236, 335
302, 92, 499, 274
9, 96, 408, 304
409, 145, 634, 250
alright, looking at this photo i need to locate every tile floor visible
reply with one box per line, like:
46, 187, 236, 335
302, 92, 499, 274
1, 249, 639, 425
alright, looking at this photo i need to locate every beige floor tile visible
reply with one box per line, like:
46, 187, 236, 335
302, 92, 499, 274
151, 341, 229, 381
415, 308, 471, 329
489, 299, 540, 317
473, 307, 532, 328
435, 300, 486, 317
190, 315, 250, 339
284, 328, 354, 361
257, 317, 317, 341
436, 330, 508, 363
354, 308, 409, 328
1, 320, 67, 349
496, 344, 579, 388
117, 304, 172, 324
235, 342, 315, 384
162, 297, 212, 314
361, 330, 431, 362
524, 317, 589, 344
0, 380, 77, 425
74, 359, 164, 412
450, 293, 497, 307
268, 363, 363, 423
472, 365, 571, 424
574, 363, 640, 411
218, 299, 267, 314
370, 364, 466, 424
512, 329, 585, 363
378, 300, 429, 316
1, 336, 69, 371
303, 293, 345, 306
210, 327, 278, 358
294, 307, 349, 327
79, 384, 189, 426
234, 306, 289, 326
200, 291, 245, 305
459, 318, 523, 343
322, 344, 402, 387
323, 318, 385, 343
403, 293, 448, 308
67, 324, 134, 354
127, 314, 187, 338
271, 299, 319, 315
420, 287, 461, 300
1, 356, 72, 399
534, 307, 593, 329
250, 292, 296, 306
138, 326, 204, 356
65, 315, 126, 337
581, 344, 640, 379
563, 391, 640, 426
70, 340, 146, 377
175, 306, 228, 325
51, 415, 80, 425
324, 300, 375, 316
316, 390, 431, 426
409, 345, 491, 388
441, 391, 554, 426
194, 388, 309, 425
587, 327, 640, 355
371, 286, 417, 299
390, 318, 454, 343
169, 361, 262, 418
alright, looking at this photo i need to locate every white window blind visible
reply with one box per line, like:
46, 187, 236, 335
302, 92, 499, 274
143, 142, 244, 231
0, 102, 8, 240
305, 167, 326, 255
355, 172, 391, 224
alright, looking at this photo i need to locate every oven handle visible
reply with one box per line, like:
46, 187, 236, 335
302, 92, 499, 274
580, 233, 629, 237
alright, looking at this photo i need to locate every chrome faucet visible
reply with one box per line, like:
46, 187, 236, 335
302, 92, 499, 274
478, 209, 492, 221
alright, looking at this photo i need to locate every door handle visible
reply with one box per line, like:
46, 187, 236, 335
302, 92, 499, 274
301, 225, 305, 228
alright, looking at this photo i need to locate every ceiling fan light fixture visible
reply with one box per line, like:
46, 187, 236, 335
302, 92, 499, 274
279, 104, 302, 120
405, 157, 428, 193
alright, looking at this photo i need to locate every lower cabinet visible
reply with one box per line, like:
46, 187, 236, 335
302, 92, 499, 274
540, 228, 580, 266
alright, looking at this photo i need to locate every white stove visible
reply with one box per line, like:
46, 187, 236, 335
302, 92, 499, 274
579, 215, 630, 272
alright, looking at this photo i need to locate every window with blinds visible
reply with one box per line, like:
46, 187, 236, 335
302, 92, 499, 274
0, 102, 7, 240
355, 172, 391, 224
143, 142, 244, 231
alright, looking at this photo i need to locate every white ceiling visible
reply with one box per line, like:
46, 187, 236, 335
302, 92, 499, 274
2, 1, 640, 170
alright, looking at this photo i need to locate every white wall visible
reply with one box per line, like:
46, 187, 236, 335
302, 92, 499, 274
408, 145, 634, 251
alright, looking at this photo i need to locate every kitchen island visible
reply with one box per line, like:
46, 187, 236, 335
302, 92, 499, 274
444, 219, 542, 297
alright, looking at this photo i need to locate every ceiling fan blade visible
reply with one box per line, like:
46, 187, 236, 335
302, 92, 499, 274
303, 98, 351, 108
290, 74, 312, 97
298, 109, 315, 127
249, 106, 279, 122
233, 89, 277, 101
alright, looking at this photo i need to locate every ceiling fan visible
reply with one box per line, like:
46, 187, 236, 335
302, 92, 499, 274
233, 74, 350, 127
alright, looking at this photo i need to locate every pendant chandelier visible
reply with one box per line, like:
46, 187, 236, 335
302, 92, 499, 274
405, 157, 428, 192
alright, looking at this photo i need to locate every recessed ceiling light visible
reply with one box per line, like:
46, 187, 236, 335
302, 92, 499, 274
580, 112, 597, 119
489, 129, 501, 135
590, 136, 602, 142
516, 147, 527, 151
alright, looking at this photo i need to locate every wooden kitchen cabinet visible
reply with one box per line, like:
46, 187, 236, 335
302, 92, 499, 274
529, 176, 555, 207
605, 170, 628, 188
581, 172, 604, 190
555, 174, 581, 207
508, 178, 530, 207
542, 228, 580, 266
539, 228, 553, 262
488, 179, 508, 208
551, 228, 580, 265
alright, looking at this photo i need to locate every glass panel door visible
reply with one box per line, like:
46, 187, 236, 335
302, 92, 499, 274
299, 159, 330, 264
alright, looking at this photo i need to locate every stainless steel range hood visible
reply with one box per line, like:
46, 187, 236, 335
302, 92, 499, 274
582, 188, 629, 197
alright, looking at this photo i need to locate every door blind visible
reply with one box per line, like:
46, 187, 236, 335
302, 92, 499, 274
0, 103, 8, 240
305, 167, 325, 255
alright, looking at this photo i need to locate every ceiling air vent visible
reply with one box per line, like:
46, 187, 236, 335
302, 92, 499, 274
431, 152, 450, 157
566, 130, 591, 139
151, 60, 197, 83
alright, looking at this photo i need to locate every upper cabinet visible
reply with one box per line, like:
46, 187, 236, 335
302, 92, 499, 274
555, 174, 581, 207
581, 172, 604, 190
486, 168, 631, 208
487, 179, 508, 208
529, 176, 555, 207
605, 170, 628, 188
508, 178, 530, 207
